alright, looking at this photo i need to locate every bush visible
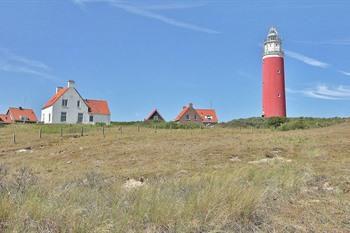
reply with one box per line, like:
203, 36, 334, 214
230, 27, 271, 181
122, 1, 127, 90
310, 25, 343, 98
266, 117, 287, 128
222, 117, 346, 131
279, 119, 307, 131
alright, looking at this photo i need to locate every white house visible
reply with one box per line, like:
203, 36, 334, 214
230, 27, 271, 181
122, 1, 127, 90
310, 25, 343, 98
41, 80, 111, 125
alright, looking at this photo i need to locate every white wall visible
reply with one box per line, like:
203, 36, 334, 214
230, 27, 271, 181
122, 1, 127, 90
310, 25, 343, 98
42, 88, 89, 124
89, 113, 111, 125
41, 106, 53, 123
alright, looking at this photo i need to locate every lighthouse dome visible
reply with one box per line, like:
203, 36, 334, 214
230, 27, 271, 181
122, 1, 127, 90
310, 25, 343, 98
266, 27, 280, 42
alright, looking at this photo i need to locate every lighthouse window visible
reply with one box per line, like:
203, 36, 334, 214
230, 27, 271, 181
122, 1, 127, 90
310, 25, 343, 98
277, 69, 281, 74
278, 93, 281, 97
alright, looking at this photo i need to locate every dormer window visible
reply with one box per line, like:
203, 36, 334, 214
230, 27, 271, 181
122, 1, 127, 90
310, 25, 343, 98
77, 100, 80, 108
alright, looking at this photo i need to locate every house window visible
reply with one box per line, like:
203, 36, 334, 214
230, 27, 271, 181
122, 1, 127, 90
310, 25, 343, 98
77, 100, 80, 108
206, 115, 213, 120
20, 115, 29, 122
77, 113, 83, 123
89, 115, 94, 122
48, 113, 51, 122
185, 114, 190, 121
154, 115, 159, 121
62, 99, 68, 107
194, 115, 197, 120
61, 112, 67, 122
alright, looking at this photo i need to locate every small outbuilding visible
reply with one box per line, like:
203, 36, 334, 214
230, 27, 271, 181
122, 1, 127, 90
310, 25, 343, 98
144, 109, 165, 122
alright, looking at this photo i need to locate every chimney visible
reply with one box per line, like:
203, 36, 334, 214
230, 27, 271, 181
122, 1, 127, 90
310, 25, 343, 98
56, 87, 63, 94
189, 103, 193, 108
67, 80, 75, 88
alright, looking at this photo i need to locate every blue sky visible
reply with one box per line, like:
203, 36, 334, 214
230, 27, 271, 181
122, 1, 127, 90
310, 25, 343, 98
1, 0, 350, 121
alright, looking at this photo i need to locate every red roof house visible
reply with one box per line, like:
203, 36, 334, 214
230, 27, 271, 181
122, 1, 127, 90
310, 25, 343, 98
41, 81, 111, 125
175, 103, 218, 125
6, 107, 38, 123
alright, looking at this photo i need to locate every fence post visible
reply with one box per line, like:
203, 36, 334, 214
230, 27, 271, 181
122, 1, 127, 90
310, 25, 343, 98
102, 126, 105, 138
39, 127, 42, 139
60, 127, 63, 137
154, 125, 157, 133
120, 126, 123, 135
81, 127, 84, 137
13, 132, 16, 144
137, 125, 140, 132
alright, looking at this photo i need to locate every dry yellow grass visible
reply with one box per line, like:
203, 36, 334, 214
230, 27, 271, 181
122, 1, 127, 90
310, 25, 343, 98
0, 123, 349, 232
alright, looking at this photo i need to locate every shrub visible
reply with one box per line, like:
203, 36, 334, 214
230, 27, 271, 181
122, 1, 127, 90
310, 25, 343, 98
266, 117, 287, 128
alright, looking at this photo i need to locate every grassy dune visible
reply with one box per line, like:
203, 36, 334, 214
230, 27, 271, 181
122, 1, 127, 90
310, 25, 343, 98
0, 123, 349, 232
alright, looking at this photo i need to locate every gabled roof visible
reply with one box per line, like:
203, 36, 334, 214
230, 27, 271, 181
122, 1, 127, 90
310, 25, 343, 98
175, 104, 218, 123
175, 106, 191, 121
0, 114, 11, 124
145, 109, 165, 121
86, 99, 110, 115
43, 87, 69, 109
7, 107, 38, 122
196, 109, 218, 123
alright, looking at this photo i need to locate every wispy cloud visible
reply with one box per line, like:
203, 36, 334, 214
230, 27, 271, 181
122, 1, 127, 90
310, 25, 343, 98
338, 70, 350, 77
288, 85, 350, 100
284, 50, 329, 68
73, 0, 219, 34
0, 49, 56, 82
293, 39, 350, 46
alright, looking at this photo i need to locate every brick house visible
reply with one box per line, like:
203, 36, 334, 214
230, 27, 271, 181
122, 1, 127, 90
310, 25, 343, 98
175, 103, 218, 125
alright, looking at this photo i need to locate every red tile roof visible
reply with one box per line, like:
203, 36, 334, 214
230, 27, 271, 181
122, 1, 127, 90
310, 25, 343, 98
175, 106, 190, 121
175, 104, 218, 123
86, 100, 110, 115
145, 109, 165, 121
7, 107, 38, 123
196, 109, 218, 123
43, 87, 68, 109
0, 114, 11, 124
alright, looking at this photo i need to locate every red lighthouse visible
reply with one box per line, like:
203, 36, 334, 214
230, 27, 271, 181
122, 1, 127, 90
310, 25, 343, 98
262, 27, 286, 118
